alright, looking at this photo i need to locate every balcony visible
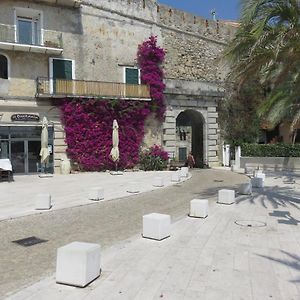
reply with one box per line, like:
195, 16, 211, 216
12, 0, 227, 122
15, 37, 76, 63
0, 24, 63, 55
36, 78, 151, 101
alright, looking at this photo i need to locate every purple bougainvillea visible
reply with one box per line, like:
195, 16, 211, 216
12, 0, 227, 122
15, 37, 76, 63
59, 36, 166, 171
137, 35, 166, 121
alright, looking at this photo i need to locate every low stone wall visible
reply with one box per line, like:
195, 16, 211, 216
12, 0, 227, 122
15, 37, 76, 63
241, 156, 300, 172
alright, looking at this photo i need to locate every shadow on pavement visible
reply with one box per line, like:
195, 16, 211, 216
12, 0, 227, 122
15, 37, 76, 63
269, 210, 300, 225
257, 250, 300, 283
235, 186, 300, 210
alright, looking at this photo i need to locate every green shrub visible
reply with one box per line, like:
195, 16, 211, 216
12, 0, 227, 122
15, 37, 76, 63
241, 143, 300, 157
139, 145, 168, 171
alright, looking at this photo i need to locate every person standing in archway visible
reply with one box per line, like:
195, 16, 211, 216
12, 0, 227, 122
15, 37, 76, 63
187, 151, 195, 169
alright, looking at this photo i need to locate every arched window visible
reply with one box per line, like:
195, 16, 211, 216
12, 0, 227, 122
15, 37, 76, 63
0, 55, 8, 79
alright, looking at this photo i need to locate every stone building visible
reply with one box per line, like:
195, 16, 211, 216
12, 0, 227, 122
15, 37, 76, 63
0, 0, 236, 174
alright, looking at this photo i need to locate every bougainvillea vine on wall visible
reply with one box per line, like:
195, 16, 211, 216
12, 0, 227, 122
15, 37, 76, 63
60, 99, 151, 171
137, 35, 166, 121
59, 35, 166, 171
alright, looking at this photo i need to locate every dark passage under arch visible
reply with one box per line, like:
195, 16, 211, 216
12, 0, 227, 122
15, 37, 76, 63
176, 109, 204, 168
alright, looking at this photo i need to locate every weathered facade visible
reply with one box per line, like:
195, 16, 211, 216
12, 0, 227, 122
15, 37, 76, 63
0, 0, 236, 174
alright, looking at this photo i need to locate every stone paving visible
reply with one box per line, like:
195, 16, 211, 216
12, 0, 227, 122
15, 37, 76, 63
0, 169, 246, 299
3, 170, 300, 300
0, 171, 182, 221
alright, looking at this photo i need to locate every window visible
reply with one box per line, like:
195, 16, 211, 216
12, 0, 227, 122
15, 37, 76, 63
124, 67, 140, 84
15, 8, 42, 45
0, 55, 8, 79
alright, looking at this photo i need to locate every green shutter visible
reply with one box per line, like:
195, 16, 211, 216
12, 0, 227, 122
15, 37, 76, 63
53, 60, 73, 79
125, 68, 139, 84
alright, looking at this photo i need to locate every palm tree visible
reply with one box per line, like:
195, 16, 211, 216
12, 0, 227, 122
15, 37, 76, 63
226, 0, 300, 139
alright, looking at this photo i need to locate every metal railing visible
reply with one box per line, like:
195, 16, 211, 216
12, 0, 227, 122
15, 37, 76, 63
0, 24, 63, 48
36, 77, 151, 100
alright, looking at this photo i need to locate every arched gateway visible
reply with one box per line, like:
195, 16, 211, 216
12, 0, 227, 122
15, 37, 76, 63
175, 110, 205, 167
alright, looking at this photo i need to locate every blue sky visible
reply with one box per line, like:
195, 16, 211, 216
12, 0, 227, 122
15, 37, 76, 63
158, 0, 240, 21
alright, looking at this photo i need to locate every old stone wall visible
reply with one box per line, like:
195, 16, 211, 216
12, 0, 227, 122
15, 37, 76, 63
158, 4, 236, 82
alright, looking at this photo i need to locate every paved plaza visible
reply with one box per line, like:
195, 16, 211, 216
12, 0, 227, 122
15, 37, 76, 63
0, 171, 183, 221
1, 169, 300, 299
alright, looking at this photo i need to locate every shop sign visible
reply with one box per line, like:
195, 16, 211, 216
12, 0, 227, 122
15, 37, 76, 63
11, 114, 40, 122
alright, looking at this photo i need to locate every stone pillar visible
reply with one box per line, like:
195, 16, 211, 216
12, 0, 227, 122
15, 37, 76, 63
235, 146, 241, 169
207, 106, 219, 166
162, 109, 176, 159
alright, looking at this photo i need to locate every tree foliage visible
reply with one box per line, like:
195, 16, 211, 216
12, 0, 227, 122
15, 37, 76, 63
225, 0, 300, 131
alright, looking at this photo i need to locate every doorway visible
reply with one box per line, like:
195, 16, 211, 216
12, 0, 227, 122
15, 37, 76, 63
176, 110, 205, 167
0, 126, 54, 174
11, 140, 41, 173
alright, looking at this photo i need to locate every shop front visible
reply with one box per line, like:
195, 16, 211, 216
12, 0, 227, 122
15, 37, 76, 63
0, 125, 54, 174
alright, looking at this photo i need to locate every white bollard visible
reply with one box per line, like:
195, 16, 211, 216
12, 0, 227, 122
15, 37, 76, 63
88, 188, 104, 201
127, 182, 140, 193
171, 171, 181, 182
180, 167, 189, 178
218, 189, 235, 205
35, 193, 52, 210
189, 199, 209, 218
238, 183, 252, 195
143, 213, 171, 240
153, 177, 164, 187
56, 242, 101, 287
251, 177, 264, 188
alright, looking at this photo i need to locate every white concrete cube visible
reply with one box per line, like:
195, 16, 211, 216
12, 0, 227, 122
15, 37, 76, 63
180, 167, 189, 177
143, 213, 171, 240
127, 182, 139, 193
88, 188, 104, 201
189, 199, 208, 218
218, 189, 235, 205
171, 171, 180, 182
255, 172, 266, 182
56, 241, 101, 287
239, 183, 252, 195
35, 193, 52, 210
251, 177, 264, 188
153, 177, 164, 187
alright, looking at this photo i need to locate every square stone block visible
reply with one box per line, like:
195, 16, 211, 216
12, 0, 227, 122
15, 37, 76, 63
180, 167, 189, 177
56, 241, 101, 287
143, 213, 171, 240
171, 171, 180, 182
255, 173, 266, 182
88, 188, 104, 201
153, 177, 164, 187
239, 183, 252, 195
218, 189, 235, 205
189, 199, 208, 218
251, 177, 264, 188
127, 182, 139, 193
35, 193, 52, 210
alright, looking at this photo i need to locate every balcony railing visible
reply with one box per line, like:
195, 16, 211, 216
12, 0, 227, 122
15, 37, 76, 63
0, 24, 63, 53
36, 77, 151, 100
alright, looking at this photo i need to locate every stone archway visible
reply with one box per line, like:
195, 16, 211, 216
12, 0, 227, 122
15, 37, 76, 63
176, 109, 205, 168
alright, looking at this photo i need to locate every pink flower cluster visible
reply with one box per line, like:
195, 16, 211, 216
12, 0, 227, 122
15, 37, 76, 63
149, 144, 169, 161
60, 99, 151, 171
137, 35, 166, 121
